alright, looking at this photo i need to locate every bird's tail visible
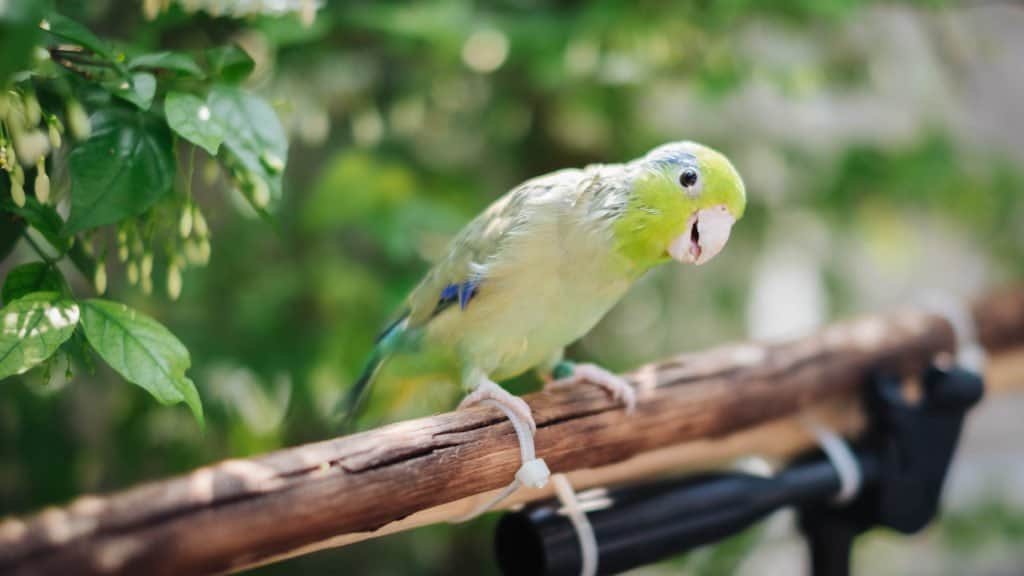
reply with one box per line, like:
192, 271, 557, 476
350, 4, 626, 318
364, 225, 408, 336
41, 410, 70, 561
335, 313, 407, 430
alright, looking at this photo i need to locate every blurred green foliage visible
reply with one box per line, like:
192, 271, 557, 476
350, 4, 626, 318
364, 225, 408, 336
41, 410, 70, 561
2, 0, 1023, 574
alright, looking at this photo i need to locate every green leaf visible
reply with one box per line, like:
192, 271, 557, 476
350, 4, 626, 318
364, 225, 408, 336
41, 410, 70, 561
208, 85, 288, 210
0, 197, 71, 253
2, 263, 68, 304
66, 108, 175, 233
203, 45, 254, 83
43, 12, 115, 62
0, 213, 26, 261
0, 0, 46, 86
165, 92, 224, 155
0, 292, 79, 380
106, 72, 157, 110
79, 299, 203, 426
128, 51, 203, 77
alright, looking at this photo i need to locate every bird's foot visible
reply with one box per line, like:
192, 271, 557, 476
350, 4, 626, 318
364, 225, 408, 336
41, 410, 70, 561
459, 379, 537, 434
547, 362, 637, 414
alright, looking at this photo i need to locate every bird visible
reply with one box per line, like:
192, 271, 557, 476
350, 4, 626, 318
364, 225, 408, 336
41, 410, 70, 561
342, 141, 746, 433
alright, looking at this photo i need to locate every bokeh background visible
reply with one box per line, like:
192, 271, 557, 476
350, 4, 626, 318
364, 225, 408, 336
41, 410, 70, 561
2, 1, 1024, 574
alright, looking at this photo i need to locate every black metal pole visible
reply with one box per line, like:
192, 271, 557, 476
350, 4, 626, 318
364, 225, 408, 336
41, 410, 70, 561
495, 366, 983, 576
496, 456, 880, 576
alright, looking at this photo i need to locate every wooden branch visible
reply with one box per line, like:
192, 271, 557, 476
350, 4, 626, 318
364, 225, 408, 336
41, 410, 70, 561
1, 288, 1022, 576
973, 286, 1024, 350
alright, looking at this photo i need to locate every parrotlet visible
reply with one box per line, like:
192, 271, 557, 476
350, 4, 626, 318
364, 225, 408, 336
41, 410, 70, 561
344, 141, 746, 431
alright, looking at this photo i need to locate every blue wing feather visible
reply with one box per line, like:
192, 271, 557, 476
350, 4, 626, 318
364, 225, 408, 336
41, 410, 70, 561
435, 279, 479, 316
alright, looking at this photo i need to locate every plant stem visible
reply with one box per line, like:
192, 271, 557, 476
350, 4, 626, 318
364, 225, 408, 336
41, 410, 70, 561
185, 145, 196, 202
48, 48, 116, 69
22, 231, 57, 265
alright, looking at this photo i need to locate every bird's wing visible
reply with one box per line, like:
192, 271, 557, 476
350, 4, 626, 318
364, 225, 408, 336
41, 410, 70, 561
404, 168, 585, 328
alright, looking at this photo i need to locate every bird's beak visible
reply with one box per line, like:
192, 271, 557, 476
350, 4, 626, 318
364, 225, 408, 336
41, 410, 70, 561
667, 205, 736, 266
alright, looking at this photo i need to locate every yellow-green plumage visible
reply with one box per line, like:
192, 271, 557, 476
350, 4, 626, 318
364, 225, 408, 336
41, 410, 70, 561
344, 141, 746, 424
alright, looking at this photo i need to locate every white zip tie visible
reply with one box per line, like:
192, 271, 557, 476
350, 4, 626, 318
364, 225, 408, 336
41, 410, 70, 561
804, 420, 862, 504
450, 399, 549, 523
552, 474, 599, 576
923, 293, 987, 373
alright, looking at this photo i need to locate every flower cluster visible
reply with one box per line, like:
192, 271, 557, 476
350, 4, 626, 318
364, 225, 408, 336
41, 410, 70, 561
143, 0, 319, 26
1, 90, 90, 208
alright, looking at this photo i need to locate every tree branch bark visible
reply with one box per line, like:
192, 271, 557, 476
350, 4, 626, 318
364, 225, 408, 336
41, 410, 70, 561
1, 288, 1022, 576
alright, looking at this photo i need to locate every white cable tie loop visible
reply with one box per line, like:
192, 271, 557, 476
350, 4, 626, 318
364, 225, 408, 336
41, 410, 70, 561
804, 420, 862, 505
451, 479, 522, 523
552, 474, 598, 576
517, 458, 551, 488
450, 399, 549, 523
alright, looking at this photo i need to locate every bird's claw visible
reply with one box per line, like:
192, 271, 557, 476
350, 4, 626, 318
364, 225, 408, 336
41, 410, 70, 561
548, 363, 637, 414
459, 379, 537, 433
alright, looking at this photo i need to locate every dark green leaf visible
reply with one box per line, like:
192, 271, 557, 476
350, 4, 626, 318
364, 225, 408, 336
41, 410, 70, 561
0, 0, 46, 86
43, 12, 116, 62
0, 197, 71, 253
0, 292, 79, 379
128, 51, 203, 77
203, 45, 254, 83
107, 72, 157, 110
2, 263, 68, 304
165, 91, 224, 155
209, 85, 288, 210
0, 213, 26, 261
66, 109, 175, 233
79, 299, 203, 426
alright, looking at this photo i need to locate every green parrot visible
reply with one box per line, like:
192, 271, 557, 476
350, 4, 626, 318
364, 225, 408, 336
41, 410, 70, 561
344, 141, 746, 431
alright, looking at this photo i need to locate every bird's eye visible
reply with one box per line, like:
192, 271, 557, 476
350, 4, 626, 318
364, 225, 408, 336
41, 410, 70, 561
679, 168, 700, 189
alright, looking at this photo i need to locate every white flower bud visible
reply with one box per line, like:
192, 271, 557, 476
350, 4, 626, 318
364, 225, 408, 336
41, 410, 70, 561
11, 177, 25, 207
141, 253, 153, 279
5, 99, 26, 133
202, 159, 219, 185
193, 206, 208, 237
167, 263, 182, 300
12, 130, 49, 166
179, 205, 193, 238
260, 152, 284, 174
67, 100, 91, 141
11, 163, 24, 186
184, 238, 212, 266
35, 178, 50, 204
34, 159, 49, 204
127, 261, 139, 285
198, 238, 211, 264
184, 239, 201, 265
141, 274, 153, 295
250, 177, 270, 209
23, 93, 41, 126
94, 261, 107, 295
48, 122, 62, 149
300, 0, 316, 27
143, 0, 160, 20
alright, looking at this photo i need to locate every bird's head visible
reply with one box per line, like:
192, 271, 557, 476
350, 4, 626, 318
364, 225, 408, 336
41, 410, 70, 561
613, 141, 746, 269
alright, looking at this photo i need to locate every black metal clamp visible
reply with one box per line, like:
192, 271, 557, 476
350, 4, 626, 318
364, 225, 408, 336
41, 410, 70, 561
494, 366, 984, 576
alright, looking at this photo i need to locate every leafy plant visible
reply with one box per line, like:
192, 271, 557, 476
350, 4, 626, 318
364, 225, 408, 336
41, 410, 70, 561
0, 1, 290, 425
